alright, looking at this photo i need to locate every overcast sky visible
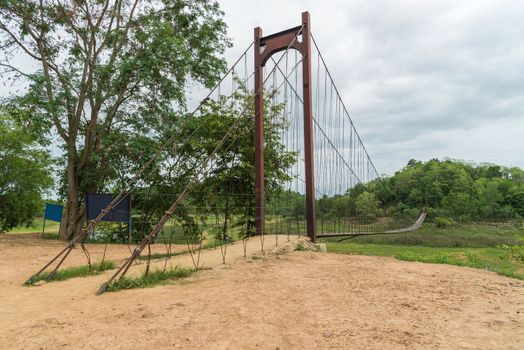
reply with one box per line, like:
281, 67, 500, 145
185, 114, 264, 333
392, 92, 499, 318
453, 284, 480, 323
220, 0, 524, 175
2, 1, 523, 177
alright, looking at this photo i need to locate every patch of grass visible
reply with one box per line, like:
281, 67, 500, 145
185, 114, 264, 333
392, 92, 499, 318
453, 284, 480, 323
321, 223, 524, 248
327, 242, 524, 280
7, 217, 60, 235
25, 260, 115, 285
106, 266, 194, 292
137, 250, 190, 261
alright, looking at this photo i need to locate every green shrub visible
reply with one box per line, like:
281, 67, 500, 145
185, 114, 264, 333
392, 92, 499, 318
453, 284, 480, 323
434, 217, 455, 228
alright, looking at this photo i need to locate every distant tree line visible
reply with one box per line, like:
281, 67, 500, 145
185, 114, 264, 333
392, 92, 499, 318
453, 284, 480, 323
357, 159, 524, 223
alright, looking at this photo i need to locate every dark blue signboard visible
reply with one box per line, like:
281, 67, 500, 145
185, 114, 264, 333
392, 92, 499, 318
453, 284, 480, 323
86, 193, 131, 223
44, 204, 63, 222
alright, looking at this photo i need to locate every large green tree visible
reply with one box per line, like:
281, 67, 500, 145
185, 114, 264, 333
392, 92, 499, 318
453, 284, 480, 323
0, 0, 231, 239
0, 116, 52, 231
191, 89, 296, 241
119, 87, 297, 244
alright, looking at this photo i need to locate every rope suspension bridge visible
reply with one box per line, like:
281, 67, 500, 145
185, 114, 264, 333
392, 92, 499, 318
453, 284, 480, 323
26, 12, 425, 294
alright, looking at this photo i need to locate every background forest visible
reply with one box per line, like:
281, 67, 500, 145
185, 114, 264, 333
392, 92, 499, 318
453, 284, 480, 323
360, 159, 524, 224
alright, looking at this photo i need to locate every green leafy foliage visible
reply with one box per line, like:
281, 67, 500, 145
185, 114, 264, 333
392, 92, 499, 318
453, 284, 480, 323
434, 217, 455, 228
179, 86, 295, 241
71, 78, 296, 245
0, 116, 53, 232
110, 86, 297, 245
355, 191, 380, 223
0, 0, 231, 239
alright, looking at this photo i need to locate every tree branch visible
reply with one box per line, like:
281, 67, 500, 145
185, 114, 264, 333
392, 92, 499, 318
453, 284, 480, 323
0, 21, 41, 61
0, 61, 31, 79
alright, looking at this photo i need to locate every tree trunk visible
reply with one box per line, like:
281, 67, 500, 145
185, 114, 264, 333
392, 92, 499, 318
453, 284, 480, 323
59, 202, 84, 240
58, 153, 83, 240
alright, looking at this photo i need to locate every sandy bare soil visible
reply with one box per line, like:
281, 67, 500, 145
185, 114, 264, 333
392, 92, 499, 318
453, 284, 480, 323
0, 233, 523, 349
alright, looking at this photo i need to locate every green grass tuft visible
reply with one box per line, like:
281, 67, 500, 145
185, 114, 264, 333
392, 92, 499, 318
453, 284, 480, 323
295, 241, 306, 251
138, 250, 189, 261
25, 260, 115, 285
106, 266, 194, 292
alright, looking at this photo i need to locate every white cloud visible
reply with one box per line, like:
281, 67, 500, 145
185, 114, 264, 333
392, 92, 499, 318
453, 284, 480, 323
1, 0, 523, 176
220, 0, 524, 174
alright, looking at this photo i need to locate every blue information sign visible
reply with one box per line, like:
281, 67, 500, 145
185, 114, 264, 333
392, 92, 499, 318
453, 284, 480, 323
44, 204, 64, 222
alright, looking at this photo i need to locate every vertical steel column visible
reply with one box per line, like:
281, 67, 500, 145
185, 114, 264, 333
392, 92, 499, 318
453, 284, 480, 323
301, 12, 316, 242
253, 12, 316, 242
254, 27, 265, 238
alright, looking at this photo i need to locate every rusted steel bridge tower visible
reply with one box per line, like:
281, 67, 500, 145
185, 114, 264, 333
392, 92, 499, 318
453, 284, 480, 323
254, 12, 316, 242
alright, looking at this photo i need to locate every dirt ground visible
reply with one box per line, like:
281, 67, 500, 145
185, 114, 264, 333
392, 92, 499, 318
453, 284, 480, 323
0, 233, 523, 350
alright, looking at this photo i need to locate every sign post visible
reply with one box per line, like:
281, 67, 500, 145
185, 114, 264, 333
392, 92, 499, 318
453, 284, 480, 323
42, 204, 64, 238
